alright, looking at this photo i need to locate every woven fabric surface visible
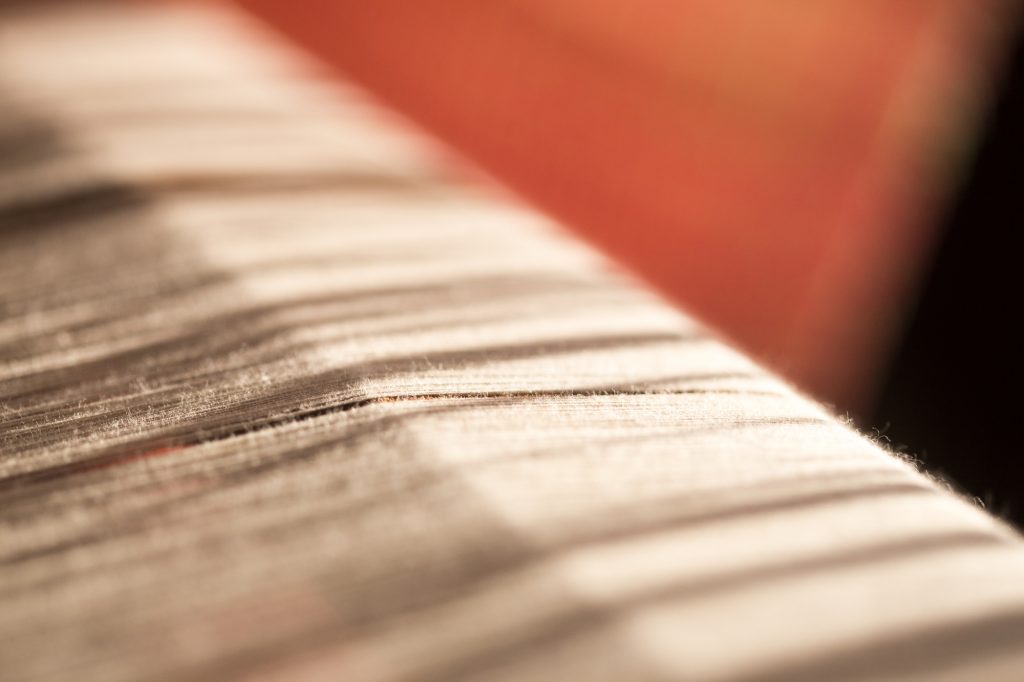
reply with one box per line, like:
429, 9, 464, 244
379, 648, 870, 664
2, 2, 1023, 681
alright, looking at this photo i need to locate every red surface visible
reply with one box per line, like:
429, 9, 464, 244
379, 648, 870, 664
232, 0, 999, 410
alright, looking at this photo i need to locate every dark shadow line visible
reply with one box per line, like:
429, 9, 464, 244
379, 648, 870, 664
0, 249, 599, 354
0, 180, 147, 230
2, 360, 756, 494
2, 412, 831, 533
9, 379, 781, 500
0, 272, 611, 399
1, 276, 577, 387
1, 369, 762, 510
1, 409, 824, 567
0, 408, 839, 533
0, 166, 448, 232
0, 329, 695, 475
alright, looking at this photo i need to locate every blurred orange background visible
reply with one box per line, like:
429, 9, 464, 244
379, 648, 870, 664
233, 0, 1010, 412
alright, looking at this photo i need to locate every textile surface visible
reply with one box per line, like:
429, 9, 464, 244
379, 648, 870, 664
2, 2, 1023, 681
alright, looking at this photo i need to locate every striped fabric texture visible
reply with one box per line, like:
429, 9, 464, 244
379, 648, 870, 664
2, 2, 1023, 681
